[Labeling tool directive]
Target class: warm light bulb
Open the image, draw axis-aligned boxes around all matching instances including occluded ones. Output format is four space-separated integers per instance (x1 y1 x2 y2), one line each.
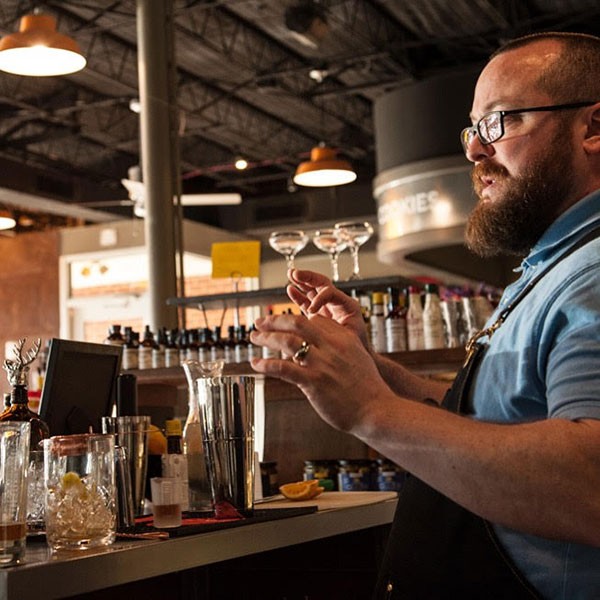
0 14 86 77
0 46 86 76
0 214 16 230
293 168 356 187
293 145 357 187
235 157 248 170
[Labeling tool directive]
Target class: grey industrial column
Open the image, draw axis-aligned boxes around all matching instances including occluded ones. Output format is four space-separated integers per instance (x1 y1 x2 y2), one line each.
136 0 178 330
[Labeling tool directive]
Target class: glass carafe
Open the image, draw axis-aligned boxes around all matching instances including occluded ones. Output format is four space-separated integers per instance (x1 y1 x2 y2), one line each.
182 360 224 512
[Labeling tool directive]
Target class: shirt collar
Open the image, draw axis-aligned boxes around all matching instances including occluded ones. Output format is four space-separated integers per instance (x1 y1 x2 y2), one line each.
521 189 600 269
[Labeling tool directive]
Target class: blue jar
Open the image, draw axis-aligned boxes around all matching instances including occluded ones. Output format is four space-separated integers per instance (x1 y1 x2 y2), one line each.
337 459 373 491
376 459 405 491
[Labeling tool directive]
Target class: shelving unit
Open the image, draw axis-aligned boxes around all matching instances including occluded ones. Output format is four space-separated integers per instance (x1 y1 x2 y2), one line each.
166 275 414 311
129 347 465 389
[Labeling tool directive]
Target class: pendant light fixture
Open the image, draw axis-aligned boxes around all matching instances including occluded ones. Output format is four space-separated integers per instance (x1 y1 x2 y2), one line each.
0 209 16 231
0 12 86 77
293 143 357 187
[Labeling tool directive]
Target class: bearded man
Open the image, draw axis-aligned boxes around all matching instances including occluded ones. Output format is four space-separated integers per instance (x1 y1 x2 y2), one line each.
251 32 600 599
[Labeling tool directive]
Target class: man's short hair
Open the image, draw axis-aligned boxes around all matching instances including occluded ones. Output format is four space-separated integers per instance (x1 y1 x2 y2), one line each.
491 32 600 103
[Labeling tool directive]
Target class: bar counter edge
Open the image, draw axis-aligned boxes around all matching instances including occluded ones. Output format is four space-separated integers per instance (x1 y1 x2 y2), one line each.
0 495 398 600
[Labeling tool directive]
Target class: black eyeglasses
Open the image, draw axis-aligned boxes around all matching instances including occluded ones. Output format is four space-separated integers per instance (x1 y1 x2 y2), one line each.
460 101 597 153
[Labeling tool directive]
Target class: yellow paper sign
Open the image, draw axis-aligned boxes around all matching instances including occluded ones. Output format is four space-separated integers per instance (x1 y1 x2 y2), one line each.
211 241 261 278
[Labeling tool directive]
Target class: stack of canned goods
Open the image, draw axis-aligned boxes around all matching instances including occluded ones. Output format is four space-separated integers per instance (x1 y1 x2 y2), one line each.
303 458 405 492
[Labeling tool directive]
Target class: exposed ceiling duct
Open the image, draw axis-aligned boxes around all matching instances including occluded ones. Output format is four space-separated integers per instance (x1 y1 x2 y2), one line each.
0 1 599 240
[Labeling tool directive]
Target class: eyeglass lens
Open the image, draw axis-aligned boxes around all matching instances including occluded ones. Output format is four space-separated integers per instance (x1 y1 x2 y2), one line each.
478 112 502 143
461 112 502 151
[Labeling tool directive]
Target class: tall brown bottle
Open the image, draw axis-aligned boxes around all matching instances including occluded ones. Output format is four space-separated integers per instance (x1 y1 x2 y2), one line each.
0 385 50 449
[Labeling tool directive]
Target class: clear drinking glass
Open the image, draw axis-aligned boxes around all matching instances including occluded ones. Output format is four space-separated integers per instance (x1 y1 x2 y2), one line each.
0 422 30 566
26 450 46 535
334 221 374 280
312 228 348 282
43 433 116 551
268 230 309 271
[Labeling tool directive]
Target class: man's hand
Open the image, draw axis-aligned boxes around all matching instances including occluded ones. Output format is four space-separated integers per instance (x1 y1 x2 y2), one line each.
250 311 389 433
287 268 369 349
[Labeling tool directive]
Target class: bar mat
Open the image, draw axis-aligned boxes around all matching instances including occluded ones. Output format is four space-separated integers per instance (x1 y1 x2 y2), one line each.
121 507 318 539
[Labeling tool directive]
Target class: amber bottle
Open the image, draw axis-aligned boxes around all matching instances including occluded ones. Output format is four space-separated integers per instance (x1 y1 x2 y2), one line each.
0 385 50 449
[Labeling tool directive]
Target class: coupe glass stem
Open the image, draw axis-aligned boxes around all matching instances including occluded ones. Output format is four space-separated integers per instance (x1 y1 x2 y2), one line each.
285 255 295 270
349 246 361 279
330 253 341 282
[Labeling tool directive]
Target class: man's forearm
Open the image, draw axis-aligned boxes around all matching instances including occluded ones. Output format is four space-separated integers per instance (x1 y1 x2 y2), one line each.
372 351 449 403
352 397 600 546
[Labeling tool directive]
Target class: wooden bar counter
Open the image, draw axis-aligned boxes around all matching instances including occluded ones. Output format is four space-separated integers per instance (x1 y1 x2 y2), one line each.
0 492 397 600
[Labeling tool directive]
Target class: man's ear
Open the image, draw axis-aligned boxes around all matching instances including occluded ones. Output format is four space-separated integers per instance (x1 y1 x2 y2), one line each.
582 103 600 154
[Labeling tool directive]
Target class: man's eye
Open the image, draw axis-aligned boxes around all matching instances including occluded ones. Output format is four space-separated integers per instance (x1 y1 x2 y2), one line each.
503 114 522 125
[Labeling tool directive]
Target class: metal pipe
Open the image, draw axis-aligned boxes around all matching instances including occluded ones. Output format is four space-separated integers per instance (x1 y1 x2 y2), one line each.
136 0 178 330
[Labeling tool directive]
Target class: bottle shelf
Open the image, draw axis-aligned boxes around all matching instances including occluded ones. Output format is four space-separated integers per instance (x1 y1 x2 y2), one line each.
166 276 414 311
127 347 465 389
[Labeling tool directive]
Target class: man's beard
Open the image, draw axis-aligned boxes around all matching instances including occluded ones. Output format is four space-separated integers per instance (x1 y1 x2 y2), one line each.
465 128 575 258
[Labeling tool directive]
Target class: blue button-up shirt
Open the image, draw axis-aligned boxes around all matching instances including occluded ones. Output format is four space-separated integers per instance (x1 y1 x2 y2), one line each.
468 190 600 599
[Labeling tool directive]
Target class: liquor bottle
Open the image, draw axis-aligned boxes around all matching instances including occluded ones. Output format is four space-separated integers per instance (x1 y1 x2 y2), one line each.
0 385 50 450
138 325 156 370
122 326 139 370
406 286 425 351
152 327 166 369
198 328 212 363
423 283 446 350
164 329 180 368
234 324 249 363
369 292 386 353
186 328 200 362
385 287 407 353
0 339 49 449
104 324 125 347
161 419 189 511
211 326 225 361
223 325 236 363
178 329 189 364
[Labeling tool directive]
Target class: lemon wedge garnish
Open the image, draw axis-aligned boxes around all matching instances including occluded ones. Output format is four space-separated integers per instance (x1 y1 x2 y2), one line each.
61 471 83 489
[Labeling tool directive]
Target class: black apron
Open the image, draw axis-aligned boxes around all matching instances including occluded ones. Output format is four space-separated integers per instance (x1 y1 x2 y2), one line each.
373 227 600 600
373 343 541 599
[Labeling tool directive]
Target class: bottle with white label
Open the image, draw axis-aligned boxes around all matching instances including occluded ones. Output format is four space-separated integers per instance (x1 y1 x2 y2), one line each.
223 326 236 363
161 419 189 511
164 329 180 368
423 283 445 349
122 326 139 370
406 286 425 351
385 287 407 353
211 326 225 361
234 325 249 363
138 325 155 370
369 292 386 353
152 327 166 369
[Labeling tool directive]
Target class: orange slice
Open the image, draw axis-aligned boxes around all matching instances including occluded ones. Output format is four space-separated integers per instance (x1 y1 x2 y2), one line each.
279 480 324 501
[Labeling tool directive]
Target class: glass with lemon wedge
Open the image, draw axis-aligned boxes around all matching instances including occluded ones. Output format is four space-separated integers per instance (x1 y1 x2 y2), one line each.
43 434 116 550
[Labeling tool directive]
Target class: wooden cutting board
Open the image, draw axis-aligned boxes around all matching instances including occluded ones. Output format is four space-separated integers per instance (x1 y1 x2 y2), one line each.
259 491 398 511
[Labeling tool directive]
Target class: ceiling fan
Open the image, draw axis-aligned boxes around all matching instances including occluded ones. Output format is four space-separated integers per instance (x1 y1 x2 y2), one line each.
120 177 242 218
82 166 242 218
